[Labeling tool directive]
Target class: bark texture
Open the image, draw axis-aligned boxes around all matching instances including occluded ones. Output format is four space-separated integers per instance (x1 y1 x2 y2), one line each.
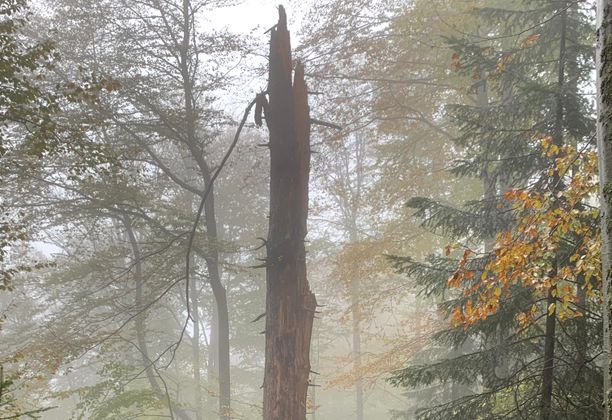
598 1 612 418
262 6 317 420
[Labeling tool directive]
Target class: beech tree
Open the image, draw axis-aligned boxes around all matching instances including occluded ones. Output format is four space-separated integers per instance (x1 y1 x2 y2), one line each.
47 0 247 417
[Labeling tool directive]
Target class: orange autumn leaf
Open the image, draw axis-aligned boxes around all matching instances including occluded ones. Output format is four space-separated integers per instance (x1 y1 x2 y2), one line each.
446 142 600 328
521 33 541 48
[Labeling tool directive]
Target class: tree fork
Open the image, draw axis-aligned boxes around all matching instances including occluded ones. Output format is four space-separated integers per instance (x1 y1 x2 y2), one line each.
262 5 317 420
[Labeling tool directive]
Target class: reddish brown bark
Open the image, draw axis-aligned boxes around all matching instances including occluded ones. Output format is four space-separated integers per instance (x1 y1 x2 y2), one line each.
262 6 317 420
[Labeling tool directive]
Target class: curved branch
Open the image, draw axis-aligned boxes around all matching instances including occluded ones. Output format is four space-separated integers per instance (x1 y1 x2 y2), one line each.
184 97 257 320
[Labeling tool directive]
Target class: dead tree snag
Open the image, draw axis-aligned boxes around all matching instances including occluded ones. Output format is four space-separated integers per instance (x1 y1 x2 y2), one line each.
262 5 317 420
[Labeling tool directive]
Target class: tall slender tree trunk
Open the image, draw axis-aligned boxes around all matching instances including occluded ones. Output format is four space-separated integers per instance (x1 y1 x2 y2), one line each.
350 277 364 420
188 220 204 420
348 225 364 420
346 136 365 420
540 284 557 420
124 217 190 420
190 266 203 420
262 6 317 420
541 4 567 419
178 1 231 417
201 198 231 420
474 65 510 392
208 297 219 382
564 6 588 380
476 70 493 252
597 1 612 417
180 162 204 420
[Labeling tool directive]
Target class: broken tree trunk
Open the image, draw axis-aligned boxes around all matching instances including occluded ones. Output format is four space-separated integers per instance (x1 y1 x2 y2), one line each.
262 6 317 420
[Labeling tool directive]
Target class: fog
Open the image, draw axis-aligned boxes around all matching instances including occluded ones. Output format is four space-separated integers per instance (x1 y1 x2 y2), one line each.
0 0 604 419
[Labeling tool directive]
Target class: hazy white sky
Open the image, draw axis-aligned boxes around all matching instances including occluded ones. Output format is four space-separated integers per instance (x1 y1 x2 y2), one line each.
207 0 310 117
208 0 306 35
32 1 311 259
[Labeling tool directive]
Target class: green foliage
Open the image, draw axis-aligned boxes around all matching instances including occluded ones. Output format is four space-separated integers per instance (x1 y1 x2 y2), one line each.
388 1 601 419
0 0 117 292
70 362 165 420
0 365 52 419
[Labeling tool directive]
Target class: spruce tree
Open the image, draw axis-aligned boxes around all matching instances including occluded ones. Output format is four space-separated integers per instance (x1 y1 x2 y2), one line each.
389 1 600 418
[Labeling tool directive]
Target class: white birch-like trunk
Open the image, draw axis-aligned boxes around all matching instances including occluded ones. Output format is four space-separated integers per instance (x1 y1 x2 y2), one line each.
597 1 612 418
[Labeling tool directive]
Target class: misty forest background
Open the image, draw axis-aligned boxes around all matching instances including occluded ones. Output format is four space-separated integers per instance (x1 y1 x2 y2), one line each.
0 0 606 419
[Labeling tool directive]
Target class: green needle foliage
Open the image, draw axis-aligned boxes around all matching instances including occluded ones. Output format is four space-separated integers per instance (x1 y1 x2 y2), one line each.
388 1 601 419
